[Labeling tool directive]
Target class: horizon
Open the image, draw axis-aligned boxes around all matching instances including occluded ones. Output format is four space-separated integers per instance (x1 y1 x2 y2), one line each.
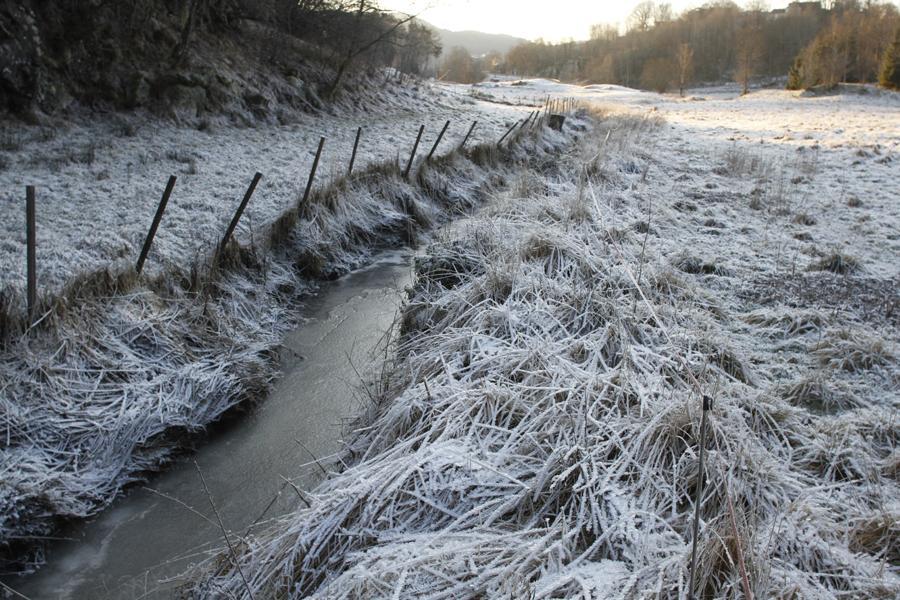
381 0 797 42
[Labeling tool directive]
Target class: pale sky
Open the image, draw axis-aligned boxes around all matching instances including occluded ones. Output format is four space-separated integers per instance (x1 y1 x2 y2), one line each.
381 1 794 41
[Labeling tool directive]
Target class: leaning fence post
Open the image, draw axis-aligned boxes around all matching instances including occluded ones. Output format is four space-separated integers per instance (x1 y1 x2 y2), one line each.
519 111 534 130
428 120 450 160
136 175 177 275
403 124 424 179
459 120 477 150
301 136 325 207
348 127 362 176
497 120 520 147
688 394 713 600
25 186 36 321
218 172 262 258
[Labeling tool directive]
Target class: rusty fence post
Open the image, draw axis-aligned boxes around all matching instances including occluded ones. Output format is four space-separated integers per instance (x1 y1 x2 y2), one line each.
403 124 424 179
519 111 534 130
218 172 262 258
459 120 477 150
25 186 36 321
301 136 325 207
497 120 520 147
136 175 177 275
428 120 450 160
348 127 361 176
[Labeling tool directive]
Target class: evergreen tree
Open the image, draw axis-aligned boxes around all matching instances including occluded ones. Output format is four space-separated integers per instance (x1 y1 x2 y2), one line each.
879 27 900 90
787 56 805 90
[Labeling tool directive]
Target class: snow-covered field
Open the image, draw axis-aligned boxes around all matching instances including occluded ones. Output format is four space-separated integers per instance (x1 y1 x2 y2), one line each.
188 83 899 597
473 78 900 277
0 79 535 297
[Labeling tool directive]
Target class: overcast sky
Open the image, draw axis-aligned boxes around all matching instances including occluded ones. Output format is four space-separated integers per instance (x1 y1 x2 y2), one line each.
380 1 797 41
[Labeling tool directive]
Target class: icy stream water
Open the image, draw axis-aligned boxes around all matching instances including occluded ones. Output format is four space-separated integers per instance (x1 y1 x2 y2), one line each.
5 249 414 599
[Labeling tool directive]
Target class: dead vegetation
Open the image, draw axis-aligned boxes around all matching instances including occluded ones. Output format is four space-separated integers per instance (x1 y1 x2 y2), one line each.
187 112 900 599
0 117 576 572
809 252 862 274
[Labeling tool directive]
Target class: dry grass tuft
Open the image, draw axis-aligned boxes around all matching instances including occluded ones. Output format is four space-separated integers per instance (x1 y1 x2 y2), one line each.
811 328 893 372
673 252 731 276
792 212 817 226
777 378 860 413
809 252 861 274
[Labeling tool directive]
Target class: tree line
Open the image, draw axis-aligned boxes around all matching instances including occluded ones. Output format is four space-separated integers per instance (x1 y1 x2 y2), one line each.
490 1 899 93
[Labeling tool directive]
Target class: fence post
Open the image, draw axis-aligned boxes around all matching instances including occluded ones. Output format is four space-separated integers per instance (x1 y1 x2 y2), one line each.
136 175 177 275
25 186 36 321
403 124 424 179
428 120 450 160
348 127 361 176
218 172 262 258
459 120 477 150
301 136 325 207
497 120 520 147
688 395 714 600
516 112 534 135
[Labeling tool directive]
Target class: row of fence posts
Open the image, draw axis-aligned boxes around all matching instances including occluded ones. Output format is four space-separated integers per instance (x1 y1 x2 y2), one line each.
19 96 578 325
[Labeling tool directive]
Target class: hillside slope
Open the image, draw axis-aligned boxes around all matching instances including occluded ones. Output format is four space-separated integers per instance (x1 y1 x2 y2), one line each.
0 0 339 121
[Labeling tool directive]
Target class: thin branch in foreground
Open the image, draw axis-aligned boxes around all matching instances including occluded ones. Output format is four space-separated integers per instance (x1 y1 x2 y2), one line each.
194 461 255 600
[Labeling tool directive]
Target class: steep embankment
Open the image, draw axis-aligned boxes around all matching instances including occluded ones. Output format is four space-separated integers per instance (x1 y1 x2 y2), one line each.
190 109 898 598
0 0 333 120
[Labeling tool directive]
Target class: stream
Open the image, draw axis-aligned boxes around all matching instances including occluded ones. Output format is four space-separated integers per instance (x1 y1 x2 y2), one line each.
5 249 415 599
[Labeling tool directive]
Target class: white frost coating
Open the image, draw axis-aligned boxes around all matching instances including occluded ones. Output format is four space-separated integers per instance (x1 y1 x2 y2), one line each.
0 78 536 296
0 100 574 571
189 102 897 598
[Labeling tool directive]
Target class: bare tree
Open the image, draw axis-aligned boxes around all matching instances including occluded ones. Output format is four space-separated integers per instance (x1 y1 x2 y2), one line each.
735 24 764 94
440 46 482 83
655 3 673 24
590 23 619 42
676 42 694 96
396 21 442 76
325 1 419 98
628 1 656 33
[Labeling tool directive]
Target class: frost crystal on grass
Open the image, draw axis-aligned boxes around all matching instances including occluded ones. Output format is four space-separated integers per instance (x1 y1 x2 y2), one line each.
188 108 899 598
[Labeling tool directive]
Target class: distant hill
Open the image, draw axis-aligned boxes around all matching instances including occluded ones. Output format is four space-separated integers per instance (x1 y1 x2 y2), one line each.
428 24 526 58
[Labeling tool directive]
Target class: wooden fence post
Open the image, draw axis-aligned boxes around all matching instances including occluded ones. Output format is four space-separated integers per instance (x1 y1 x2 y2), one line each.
348 127 361 176
25 186 36 321
218 172 262 258
136 175 177 275
428 120 450 159
497 120 520 147
459 120 477 150
403 124 424 179
301 136 325 207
